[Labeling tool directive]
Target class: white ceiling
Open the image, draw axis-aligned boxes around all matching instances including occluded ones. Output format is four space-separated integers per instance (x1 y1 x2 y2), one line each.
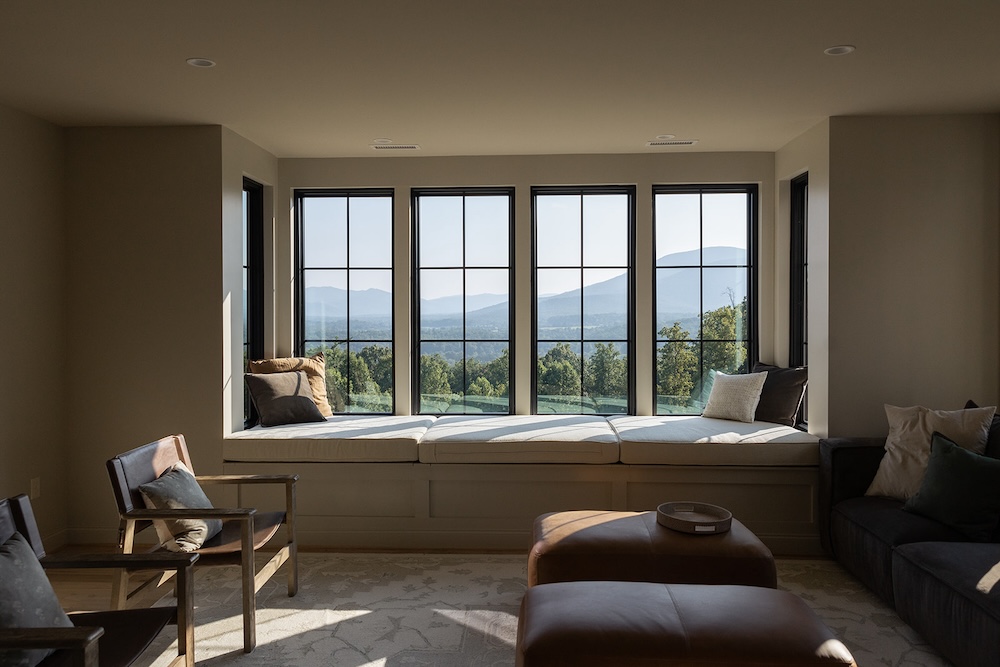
1 0 999 158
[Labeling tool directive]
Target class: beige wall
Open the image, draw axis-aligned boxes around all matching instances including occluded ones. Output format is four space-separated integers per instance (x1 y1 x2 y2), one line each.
827 115 1000 435
0 103 68 545
775 120 831 435
277 152 776 416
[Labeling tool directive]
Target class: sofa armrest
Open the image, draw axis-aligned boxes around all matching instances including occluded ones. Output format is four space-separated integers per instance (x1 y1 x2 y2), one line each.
818 437 885 555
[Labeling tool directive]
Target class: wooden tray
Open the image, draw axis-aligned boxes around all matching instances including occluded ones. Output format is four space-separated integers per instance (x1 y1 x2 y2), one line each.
656 502 732 535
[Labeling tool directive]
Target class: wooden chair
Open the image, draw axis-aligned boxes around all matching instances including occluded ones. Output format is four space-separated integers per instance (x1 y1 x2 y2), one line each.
0 494 197 667
106 434 298 654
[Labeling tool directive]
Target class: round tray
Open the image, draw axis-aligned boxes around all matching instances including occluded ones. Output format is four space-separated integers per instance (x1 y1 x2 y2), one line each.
656 502 733 535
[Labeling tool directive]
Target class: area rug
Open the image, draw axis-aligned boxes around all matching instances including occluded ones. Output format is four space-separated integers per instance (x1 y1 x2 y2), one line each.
137 553 951 666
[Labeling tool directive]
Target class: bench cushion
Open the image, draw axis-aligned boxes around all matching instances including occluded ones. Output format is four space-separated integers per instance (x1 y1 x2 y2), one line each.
609 415 819 465
224 415 435 462
419 415 619 463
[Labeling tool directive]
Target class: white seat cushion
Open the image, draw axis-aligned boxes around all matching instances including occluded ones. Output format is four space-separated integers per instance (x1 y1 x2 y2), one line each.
419 415 620 463
608 415 819 465
224 415 436 462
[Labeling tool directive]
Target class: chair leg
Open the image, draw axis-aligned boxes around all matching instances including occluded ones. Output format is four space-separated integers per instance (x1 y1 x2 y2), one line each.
110 520 135 610
176 559 195 667
286 481 298 597
241 516 256 653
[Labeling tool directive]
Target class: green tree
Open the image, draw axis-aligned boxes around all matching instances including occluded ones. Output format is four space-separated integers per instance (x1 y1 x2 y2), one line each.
420 353 452 397
538 343 582 396
359 344 393 394
466 375 495 397
656 323 698 407
700 295 748 375
584 342 626 398
483 348 510 397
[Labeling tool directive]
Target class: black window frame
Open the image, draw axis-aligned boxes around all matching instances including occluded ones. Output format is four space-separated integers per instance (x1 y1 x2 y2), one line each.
531 185 637 415
411 187 516 415
243 178 264 428
293 187 396 414
652 183 759 415
789 173 808 368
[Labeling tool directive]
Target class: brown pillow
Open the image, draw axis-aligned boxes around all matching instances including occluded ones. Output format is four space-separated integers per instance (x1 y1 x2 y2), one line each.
245 371 327 427
248 353 333 417
752 363 808 427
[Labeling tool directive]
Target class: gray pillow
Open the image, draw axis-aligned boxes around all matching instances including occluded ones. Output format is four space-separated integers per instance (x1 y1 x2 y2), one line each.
701 371 768 423
245 371 327 427
0 531 74 667
139 462 223 552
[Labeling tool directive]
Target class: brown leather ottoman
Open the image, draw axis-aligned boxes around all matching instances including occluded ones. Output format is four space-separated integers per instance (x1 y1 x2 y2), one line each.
529 509 776 588
516 581 856 667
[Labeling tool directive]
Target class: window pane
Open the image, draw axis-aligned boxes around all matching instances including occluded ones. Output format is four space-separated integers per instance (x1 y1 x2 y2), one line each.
583 268 626 339
304 269 347 341
349 197 393 267
656 267 699 337
655 341 700 414
537 268 581 340
703 193 747 265
465 196 509 267
702 341 748 376
347 341 393 412
419 196 463 267
420 341 463 413
420 269 463 340
583 195 628 267
536 341 583 413
349 269 392 340
466 269 508 340
655 193 700 265
536 195 581 266
303 198 347 267
465 342 509 413
702 267 748 340
584 341 628 414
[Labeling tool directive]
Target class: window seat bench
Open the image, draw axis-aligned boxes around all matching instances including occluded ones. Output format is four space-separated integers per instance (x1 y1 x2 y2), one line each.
222 414 821 555
224 414 817 465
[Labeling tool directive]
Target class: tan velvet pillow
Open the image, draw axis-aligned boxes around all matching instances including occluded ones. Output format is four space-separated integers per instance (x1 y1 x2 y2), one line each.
247 353 333 417
866 404 996 500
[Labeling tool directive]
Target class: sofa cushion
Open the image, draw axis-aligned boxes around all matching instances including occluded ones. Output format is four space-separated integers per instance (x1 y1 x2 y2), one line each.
418 415 619 463
893 541 1000 667
609 415 818 465
244 371 327 427
904 433 1000 542
248 353 334 417
701 371 767 422
831 495 967 606
225 415 436 462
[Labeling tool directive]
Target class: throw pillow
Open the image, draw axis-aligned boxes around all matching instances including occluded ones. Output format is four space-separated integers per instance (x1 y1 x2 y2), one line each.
866 404 995 500
751 363 808 427
701 371 768 423
245 371 327 427
247 353 335 417
966 399 1000 459
0 531 74 667
139 461 223 552
904 432 1000 541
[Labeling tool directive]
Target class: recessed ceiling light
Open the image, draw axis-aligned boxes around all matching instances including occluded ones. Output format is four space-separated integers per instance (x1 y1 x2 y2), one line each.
824 45 856 56
186 57 216 68
654 134 676 141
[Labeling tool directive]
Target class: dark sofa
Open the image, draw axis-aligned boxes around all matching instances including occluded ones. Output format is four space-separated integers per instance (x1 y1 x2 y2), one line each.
819 436 1000 667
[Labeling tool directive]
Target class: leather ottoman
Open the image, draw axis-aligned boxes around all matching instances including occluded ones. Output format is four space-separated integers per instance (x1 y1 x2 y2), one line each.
516 580 856 667
529 509 776 588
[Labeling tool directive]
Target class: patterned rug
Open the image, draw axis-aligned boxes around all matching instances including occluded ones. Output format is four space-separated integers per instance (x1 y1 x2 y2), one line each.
136 553 951 666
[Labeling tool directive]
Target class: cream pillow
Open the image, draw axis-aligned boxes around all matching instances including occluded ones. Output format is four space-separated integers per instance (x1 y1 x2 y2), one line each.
866 404 996 500
701 371 768 423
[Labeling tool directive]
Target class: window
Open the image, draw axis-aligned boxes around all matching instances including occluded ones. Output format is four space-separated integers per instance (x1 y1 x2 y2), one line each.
413 189 513 414
654 184 757 415
295 189 394 413
243 178 264 427
532 186 635 414
789 173 808 368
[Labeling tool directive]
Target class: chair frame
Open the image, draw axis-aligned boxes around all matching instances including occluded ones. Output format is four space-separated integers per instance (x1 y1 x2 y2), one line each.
0 493 197 667
106 434 298 654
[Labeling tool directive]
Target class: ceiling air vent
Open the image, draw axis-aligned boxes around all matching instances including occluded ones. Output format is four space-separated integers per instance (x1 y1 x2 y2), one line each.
646 139 699 147
370 143 421 151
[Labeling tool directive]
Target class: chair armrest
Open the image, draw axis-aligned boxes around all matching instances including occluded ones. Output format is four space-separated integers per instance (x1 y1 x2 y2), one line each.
41 551 198 571
195 474 298 486
0 626 103 651
818 436 885 554
123 507 256 522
